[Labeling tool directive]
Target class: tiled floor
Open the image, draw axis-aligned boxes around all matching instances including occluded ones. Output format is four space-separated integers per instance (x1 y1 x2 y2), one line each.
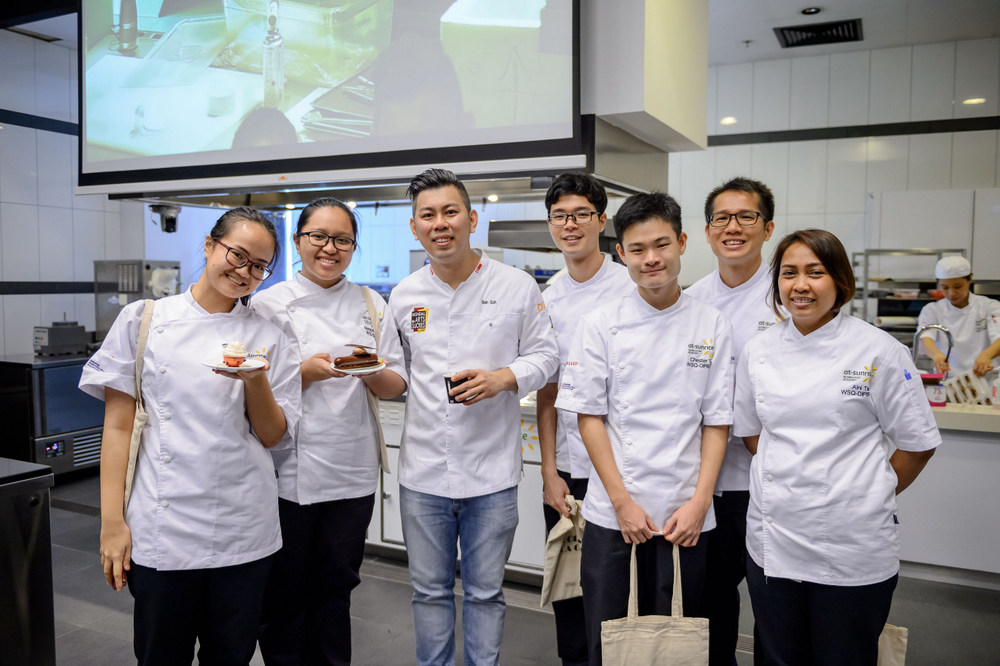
49 470 1000 665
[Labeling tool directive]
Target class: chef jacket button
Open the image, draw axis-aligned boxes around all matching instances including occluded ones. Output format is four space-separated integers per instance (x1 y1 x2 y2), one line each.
611 327 618 335
625 439 633 446
160 500 169 508
618 362 625 369
303 405 310 413
163 455 171 464
289 305 296 313
625 476 634 484
622 401 629 409
156 327 164 334
765 515 773 523
766 473 773 482
758 357 765 364
159 367 166 374
163 412 171 421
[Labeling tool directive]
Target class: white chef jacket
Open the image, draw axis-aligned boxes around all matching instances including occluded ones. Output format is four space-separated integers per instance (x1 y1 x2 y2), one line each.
544 255 633 478
685 263 782 491
917 293 1000 375
389 251 558 499
555 289 735 532
733 312 941 586
252 273 407 505
79 288 301 571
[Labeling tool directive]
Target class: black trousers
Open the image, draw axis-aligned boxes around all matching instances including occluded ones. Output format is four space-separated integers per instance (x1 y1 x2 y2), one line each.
258 493 375 666
746 557 897 666
542 470 590 666
704 490 750 666
581 521 709 666
127 556 273 666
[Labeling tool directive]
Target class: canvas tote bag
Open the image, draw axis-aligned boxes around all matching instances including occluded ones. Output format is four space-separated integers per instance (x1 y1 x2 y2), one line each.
361 286 391 473
540 495 585 606
877 623 908 666
123 299 154 510
601 542 709 665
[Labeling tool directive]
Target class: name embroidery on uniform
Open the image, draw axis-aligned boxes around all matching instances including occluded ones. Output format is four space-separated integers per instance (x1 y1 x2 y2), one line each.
411 307 429 332
976 316 987 332
686 339 714 368
841 365 875 396
757 317 781 332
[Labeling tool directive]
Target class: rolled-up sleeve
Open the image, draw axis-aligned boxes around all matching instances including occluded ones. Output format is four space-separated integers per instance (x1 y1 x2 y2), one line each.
508 282 559 397
78 300 145 400
733 346 762 438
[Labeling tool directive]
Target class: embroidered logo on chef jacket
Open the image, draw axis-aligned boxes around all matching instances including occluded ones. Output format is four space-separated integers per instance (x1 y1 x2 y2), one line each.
841 365 875 397
86 359 101 371
537 301 546 312
757 317 781 332
976 316 987 332
411 307 429 332
686 340 714 368
249 346 270 360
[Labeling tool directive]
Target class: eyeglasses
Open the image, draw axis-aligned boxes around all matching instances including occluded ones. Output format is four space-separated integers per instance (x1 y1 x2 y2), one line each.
216 240 273 280
296 231 357 250
708 210 764 227
547 210 600 226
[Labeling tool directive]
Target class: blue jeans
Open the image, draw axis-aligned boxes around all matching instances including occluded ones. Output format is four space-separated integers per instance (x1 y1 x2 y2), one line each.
400 485 519 666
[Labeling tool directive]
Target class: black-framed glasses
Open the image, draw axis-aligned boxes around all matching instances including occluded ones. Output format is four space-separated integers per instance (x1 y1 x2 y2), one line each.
296 231 357 250
708 210 764 227
547 210 600 226
216 240 273 280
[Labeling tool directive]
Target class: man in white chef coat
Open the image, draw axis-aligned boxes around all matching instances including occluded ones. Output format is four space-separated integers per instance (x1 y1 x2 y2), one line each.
556 192 733 665
389 168 559 666
684 176 780 666
537 172 632 665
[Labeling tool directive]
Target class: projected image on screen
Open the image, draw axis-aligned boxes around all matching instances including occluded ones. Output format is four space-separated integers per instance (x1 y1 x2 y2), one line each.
81 0 575 184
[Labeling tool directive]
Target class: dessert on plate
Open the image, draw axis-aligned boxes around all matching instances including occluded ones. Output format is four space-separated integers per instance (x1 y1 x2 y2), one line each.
333 345 381 371
222 341 248 367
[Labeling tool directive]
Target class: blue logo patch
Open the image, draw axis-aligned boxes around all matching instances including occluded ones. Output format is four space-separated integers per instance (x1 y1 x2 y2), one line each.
904 369 912 380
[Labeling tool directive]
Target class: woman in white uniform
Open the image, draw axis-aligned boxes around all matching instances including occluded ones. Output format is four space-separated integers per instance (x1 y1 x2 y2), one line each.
918 255 1000 377
79 207 302 665
733 229 939 665
253 198 407 665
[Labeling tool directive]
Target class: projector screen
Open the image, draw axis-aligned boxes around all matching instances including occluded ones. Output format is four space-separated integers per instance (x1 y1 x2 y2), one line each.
79 0 579 191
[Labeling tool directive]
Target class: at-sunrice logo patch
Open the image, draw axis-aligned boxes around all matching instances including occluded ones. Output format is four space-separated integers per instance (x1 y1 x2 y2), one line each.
686 339 714 369
841 365 875 397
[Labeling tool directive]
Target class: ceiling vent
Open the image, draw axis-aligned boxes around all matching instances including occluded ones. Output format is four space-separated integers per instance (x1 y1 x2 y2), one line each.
774 19 863 49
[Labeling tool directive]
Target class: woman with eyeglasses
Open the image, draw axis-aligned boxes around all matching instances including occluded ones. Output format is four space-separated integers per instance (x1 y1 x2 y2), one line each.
252 197 407 665
79 206 302 664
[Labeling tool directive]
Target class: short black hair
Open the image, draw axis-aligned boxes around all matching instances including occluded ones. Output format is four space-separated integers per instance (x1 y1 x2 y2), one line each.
704 176 775 223
296 197 359 239
407 168 471 216
769 229 856 316
613 192 682 241
544 172 608 214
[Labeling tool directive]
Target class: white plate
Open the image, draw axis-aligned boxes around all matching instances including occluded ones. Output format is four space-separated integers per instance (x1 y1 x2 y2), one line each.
200 357 266 373
332 360 386 376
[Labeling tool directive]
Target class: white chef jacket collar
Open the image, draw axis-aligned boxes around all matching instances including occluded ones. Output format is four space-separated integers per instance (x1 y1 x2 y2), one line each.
293 270 348 295
428 248 487 290
719 261 770 294
629 286 684 316
183 285 252 316
565 253 616 288
784 308 845 342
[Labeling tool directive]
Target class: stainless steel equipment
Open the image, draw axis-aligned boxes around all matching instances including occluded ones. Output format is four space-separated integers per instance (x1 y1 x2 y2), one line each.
912 324 953 370
32 321 89 356
487 219 620 255
95 259 180 339
0 354 105 476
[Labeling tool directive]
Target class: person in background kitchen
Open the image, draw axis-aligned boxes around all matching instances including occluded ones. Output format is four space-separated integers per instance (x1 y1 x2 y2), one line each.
389 168 559 666
684 176 781 666
556 192 733 666
918 255 1000 377
252 198 407 666
537 172 633 665
734 229 939 665
79 206 301 666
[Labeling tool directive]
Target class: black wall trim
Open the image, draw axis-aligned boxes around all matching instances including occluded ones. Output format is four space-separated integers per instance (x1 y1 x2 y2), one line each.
708 116 1000 146
0 108 78 136
0 282 93 295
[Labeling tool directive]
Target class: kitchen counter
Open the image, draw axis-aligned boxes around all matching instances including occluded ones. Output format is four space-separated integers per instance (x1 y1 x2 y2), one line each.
931 403 1000 433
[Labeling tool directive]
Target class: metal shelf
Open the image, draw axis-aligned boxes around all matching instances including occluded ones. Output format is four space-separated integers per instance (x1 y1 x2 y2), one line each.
851 248 966 322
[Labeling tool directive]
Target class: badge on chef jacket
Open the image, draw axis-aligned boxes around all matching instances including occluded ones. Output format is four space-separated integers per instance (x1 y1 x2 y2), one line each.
686 339 714 368
411 307 429 333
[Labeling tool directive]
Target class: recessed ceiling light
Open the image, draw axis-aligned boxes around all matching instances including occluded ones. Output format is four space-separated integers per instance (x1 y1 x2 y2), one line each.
487 194 499 203
346 201 357 209
962 97 986 105
720 116 738 125
284 204 295 210
801 7 821 15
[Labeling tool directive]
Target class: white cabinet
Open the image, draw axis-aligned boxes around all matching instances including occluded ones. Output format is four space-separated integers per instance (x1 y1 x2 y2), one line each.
367 401 547 577
972 188 1000 280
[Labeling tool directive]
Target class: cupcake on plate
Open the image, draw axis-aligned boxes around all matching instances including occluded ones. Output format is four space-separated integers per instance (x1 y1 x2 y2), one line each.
222 341 248 367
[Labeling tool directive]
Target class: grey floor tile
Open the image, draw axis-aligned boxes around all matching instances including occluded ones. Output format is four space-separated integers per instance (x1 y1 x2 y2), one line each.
56 626 135 666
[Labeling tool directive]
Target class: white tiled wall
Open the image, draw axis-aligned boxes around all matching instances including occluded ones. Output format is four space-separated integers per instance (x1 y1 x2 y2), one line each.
0 30 144 356
672 36 1000 287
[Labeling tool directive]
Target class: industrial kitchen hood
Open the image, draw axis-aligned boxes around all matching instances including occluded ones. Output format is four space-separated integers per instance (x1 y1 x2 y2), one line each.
487 219 620 254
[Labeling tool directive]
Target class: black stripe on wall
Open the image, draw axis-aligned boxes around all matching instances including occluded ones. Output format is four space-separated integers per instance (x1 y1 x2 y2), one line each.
0 282 93 295
0 108 77 136
708 116 1000 147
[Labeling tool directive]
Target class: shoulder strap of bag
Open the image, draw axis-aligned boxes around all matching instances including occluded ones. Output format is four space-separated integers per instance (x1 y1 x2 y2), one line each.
361 286 391 473
626 542 686 619
123 299 154 512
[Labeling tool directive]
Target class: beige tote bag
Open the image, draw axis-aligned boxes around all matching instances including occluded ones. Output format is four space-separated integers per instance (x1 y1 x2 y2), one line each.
540 495 585 607
122 299 154 511
877 623 908 666
360 286 391 473
601 542 709 666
